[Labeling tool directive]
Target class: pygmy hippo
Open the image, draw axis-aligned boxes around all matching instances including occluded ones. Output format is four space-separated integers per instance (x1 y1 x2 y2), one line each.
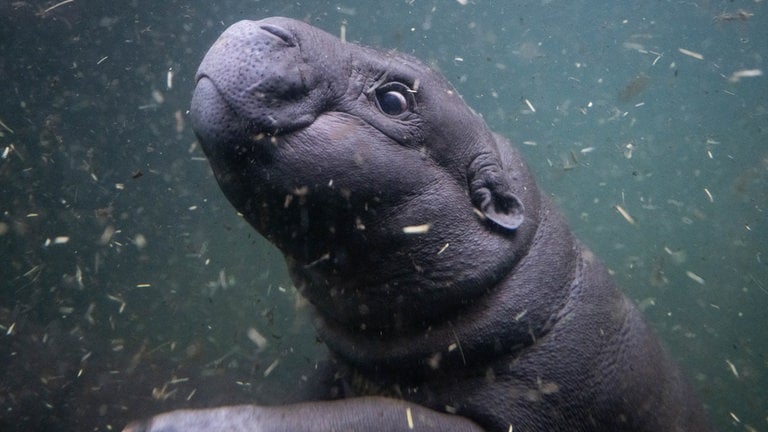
125 17 713 432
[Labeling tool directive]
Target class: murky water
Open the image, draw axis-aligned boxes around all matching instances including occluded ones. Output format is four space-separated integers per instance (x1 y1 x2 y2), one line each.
1 1 765 430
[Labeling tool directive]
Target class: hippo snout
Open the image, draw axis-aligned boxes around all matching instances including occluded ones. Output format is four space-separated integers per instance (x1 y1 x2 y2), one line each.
191 19 323 143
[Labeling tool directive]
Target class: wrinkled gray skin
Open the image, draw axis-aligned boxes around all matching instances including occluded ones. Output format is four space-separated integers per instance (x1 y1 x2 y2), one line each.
125 17 713 432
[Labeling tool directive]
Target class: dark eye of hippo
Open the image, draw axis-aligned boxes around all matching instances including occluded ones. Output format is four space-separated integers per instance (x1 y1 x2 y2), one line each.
374 82 414 116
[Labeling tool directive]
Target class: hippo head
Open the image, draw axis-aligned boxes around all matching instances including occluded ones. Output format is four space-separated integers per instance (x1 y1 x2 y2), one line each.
191 17 538 334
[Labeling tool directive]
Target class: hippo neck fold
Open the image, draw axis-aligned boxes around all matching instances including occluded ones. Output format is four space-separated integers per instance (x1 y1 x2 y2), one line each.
313 195 579 377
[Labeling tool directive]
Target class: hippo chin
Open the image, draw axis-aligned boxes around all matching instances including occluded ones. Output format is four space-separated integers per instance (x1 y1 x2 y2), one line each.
124 17 713 432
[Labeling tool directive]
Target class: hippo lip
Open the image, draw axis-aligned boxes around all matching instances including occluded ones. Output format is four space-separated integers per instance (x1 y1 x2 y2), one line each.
193 72 315 138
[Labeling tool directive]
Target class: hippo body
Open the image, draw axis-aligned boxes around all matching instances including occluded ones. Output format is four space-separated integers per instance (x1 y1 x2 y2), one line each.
125 17 713 432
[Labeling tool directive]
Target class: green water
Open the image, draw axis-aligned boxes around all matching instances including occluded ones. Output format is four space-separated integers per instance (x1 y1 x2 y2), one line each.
0 1 765 430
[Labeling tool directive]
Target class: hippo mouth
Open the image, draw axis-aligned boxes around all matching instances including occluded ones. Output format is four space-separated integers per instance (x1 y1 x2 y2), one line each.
193 75 315 140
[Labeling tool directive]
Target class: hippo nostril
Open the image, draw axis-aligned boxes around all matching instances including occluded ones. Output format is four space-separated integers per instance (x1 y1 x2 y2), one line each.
259 24 296 47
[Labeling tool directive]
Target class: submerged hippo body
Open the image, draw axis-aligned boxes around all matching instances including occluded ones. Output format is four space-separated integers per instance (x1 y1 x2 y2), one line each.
126 17 713 432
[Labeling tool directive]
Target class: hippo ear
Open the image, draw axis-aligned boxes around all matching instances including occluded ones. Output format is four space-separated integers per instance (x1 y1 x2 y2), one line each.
469 153 525 231
472 186 524 230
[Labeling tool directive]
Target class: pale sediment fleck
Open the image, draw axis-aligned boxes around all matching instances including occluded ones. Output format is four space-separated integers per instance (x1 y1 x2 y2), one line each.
263 358 280 377
686 270 705 285
406 407 414 429
678 48 704 60
402 224 430 234
614 205 636 225
727 68 762 83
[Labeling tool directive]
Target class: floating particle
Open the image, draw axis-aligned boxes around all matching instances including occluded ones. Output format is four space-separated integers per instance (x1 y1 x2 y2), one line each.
151 90 164 104
167 68 174 90
663 246 687 264
540 381 560 395
623 142 635 159
637 297 656 311
75 265 84 289
336 6 356 15
427 352 442 369
134 233 147 249
677 48 703 60
0 118 14 133
524 98 536 113
651 51 662 66
728 69 763 83
174 110 184 133
263 358 280 377
622 42 645 52
42 0 75 15
714 9 754 22
406 407 414 429
614 205 636 225
99 226 115 245
247 327 268 349
402 224 430 234
411 78 420 93
84 303 96 325
107 294 127 314
218 268 229 289
685 270 705 285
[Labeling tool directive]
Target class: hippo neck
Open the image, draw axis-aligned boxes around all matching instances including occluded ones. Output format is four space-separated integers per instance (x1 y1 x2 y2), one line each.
314 195 579 377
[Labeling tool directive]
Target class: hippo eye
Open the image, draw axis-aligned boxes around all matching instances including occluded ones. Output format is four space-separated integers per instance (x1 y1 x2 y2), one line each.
375 82 414 116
